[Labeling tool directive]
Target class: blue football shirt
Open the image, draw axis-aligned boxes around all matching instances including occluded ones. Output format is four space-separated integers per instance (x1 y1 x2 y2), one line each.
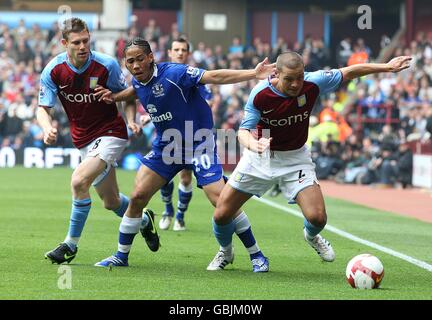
132 63 214 151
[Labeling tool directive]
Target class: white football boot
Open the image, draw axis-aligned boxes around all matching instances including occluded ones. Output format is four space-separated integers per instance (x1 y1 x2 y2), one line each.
207 249 234 271
159 214 173 230
173 219 186 231
304 228 335 262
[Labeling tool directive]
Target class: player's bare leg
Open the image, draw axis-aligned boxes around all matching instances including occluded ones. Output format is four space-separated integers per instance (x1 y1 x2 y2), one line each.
71 156 108 200
296 183 335 262
180 169 193 186
201 177 229 208
127 165 167 217
173 169 193 231
45 156 108 264
95 165 166 267
94 166 121 210
207 182 269 272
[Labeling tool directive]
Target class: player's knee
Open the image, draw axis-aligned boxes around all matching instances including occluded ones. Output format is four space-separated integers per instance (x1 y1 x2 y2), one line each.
310 209 327 227
130 190 150 207
71 174 91 193
213 205 232 224
180 176 192 187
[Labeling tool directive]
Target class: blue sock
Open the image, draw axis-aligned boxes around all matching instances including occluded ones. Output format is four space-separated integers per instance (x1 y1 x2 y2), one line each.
212 218 235 248
304 219 323 238
116 216 141 261
113 193 129 217
234 212 262 260
176 183 192 221
160 181 174 216
116 232 136 261
237 227 264 260
64 198 92 251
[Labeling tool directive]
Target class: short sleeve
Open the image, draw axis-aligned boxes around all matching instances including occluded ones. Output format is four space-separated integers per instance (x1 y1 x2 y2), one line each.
178 64 205 89
38 68 58 107
240 94 261 130
106 60 128 93
304 69 343 95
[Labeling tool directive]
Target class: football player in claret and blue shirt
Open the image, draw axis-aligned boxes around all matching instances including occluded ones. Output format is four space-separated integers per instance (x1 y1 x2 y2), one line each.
210 51 411 270
37 18 159 265
94 37 276 271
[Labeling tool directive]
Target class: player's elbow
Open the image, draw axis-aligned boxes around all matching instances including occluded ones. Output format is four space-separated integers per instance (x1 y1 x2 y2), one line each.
339 67 356 82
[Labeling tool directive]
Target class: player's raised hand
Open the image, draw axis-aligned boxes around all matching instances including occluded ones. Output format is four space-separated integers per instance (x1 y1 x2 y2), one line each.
255 57 276 80
128 122 141 136
94 85 115 103
386 56 412 73
43 127 57 145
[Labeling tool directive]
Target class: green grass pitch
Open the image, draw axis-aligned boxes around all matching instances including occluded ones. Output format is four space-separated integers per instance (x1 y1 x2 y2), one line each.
0 167 431 299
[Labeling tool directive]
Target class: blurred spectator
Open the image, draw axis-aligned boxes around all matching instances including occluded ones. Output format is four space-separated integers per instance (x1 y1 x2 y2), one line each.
142 19 161 42
337 37 352 67
395 141 414 188
362 143 396 186
192 41 206 67
347 44 369 66
377 124 398 149
380 34 391 50
0 15 430 187
228 36 244 60
314 141 344 180
4 108 23 139
425 107 432 141
115 32 128 60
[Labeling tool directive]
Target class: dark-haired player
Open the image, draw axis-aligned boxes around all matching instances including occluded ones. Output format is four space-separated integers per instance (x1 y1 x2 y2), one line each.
158 37 213 232
94 37 275 272
37 18 159 265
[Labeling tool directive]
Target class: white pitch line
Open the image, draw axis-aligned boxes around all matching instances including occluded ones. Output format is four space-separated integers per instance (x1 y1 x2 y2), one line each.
253 196 432 272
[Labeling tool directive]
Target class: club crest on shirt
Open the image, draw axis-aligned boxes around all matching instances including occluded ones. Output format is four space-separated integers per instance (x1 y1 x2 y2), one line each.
147 104 158 113
152 83 165 97
39 84 46 98
297 94 306 107
234 173 244 182
89 77 98 89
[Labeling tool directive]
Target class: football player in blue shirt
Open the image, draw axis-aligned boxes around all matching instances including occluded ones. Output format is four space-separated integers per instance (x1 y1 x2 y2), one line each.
157 37 213 232
94 37 276 271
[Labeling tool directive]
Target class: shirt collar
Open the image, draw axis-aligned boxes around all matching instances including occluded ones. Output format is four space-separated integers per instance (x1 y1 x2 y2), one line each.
66 51 92 74
139 63 158 86
268 77 290 98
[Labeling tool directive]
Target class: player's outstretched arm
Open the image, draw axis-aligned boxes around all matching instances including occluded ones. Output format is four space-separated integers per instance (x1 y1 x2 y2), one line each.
340 56 412 81
94 85 136 103
36 106 57 145
124 98 141 135
238 129 272 154
199 57 276 85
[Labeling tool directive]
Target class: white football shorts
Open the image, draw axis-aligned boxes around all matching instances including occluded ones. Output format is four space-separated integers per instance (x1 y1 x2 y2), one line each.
79 136 128 186
228 145 319 203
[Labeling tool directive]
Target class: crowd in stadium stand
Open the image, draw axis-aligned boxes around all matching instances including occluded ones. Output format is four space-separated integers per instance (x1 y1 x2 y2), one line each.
1 19 431 188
